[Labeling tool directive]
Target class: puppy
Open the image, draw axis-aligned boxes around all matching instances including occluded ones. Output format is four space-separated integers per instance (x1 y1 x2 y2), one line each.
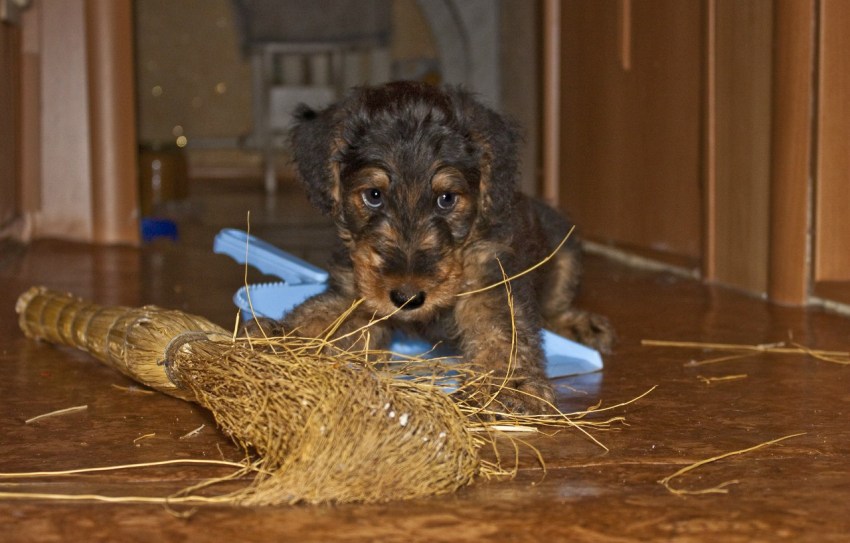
264 81 613 412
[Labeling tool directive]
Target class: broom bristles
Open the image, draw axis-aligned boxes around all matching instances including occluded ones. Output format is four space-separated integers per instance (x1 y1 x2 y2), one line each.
15 287 482 503
15 286 636 505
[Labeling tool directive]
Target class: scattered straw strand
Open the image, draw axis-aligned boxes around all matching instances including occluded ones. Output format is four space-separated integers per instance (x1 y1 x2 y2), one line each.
0 458 249 479
111 384 155 395
179 425 205 440
686 352 759 367
697 374 747 385
25 405 88 424
241 211 277 353
0 491 239 506
659 433 806 495
642 339 850 366
133 433 156 444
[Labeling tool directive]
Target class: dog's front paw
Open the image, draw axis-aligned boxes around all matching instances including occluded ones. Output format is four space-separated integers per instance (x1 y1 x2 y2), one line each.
240 316 283 338
550 310 616 354
473 374 556 415
502 377 556 414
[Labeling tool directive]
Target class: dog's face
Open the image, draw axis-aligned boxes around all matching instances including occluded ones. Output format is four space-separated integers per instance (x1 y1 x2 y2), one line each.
291 82 518 321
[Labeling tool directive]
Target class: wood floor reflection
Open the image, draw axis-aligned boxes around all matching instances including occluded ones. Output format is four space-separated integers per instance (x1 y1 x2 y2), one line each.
1 178 848 541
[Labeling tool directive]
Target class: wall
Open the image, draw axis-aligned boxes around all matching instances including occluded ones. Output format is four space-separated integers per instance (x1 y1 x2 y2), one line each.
13 0 138 245
134 0 440 177
36 0 95 240
501 0 540 196
135 0 253 147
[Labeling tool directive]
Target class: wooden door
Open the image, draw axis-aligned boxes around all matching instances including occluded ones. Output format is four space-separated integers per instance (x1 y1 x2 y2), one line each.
550 0 826 307
557 0 704 271
812 0 850 305
0 18 21 231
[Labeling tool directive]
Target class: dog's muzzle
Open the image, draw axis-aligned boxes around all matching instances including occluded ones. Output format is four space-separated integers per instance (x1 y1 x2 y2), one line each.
389 288 426 310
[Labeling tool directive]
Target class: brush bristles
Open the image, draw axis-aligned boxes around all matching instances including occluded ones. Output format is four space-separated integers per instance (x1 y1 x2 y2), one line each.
16 287 482 503
15 286 626 505
170 338 481 504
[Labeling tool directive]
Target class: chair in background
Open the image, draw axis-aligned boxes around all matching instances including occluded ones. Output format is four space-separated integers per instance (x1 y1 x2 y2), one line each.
231 0 392 194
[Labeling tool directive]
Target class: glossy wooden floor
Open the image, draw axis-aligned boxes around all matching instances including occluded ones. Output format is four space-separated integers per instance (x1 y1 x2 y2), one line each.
2 179 849 542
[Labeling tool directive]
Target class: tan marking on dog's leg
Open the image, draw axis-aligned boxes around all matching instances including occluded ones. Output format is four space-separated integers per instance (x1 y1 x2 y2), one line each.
282 292 393 357
455 289 555 414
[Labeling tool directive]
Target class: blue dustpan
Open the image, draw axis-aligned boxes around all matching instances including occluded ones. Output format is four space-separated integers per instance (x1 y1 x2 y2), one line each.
213 228 603 380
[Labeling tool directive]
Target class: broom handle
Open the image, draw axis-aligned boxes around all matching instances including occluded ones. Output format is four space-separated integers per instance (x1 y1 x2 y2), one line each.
16 287 117 356
16 286 230 399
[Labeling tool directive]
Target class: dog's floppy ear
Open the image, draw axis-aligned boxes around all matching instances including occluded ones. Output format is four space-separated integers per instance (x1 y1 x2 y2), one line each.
453 89 522 220
289 103 342 215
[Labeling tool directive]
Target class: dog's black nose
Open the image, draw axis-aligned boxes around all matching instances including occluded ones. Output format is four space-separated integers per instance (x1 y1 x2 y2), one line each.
389 289 426 310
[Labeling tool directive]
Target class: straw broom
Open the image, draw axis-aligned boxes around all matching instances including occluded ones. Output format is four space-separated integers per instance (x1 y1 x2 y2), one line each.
15 286 480 505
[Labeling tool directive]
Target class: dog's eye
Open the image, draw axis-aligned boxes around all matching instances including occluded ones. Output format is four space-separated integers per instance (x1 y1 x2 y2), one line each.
436 192 457 211
362 188 383 209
